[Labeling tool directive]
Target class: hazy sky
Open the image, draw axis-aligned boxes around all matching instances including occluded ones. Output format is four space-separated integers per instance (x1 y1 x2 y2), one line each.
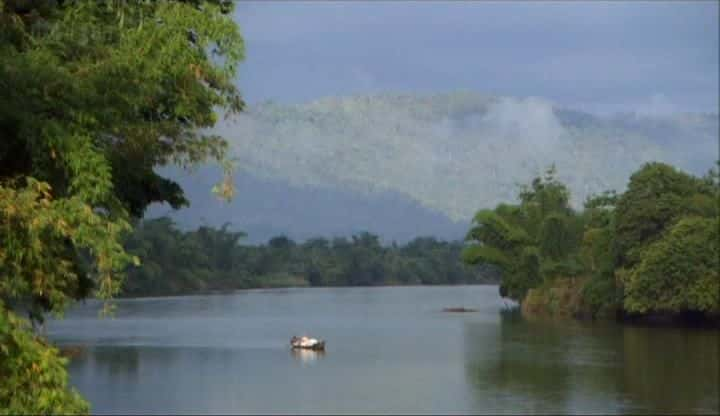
233 1 718 114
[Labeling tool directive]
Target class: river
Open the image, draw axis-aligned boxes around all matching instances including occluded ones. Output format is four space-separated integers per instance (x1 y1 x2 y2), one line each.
47 285 718 414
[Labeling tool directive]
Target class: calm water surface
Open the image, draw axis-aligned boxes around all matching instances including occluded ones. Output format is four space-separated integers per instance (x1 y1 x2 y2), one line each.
48 285 719 415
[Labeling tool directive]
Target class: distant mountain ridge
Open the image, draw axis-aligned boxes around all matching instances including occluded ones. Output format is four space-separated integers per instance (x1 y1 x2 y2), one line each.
218 92 718 218
150 92 718 243
150 168 469 245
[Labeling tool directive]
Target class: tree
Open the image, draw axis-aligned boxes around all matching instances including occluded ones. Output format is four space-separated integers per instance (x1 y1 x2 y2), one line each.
623 216 719 315
538 213 573 261
463 167 580 301
518 164 573 235
462 208 535 301
1 1 245 412
463 160 719 320
0 302 88 414
119 222 491 294
1 0 244 314
614 162 714 268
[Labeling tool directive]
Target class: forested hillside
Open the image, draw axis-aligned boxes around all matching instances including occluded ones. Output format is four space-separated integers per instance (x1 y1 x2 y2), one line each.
215 93 718 222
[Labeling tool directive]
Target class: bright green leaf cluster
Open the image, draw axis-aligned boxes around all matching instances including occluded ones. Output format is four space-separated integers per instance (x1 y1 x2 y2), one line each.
0 302 89 415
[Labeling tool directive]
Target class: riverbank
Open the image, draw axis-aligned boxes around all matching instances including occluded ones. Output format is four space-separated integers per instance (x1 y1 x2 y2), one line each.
520 277 720 328
117 281 499 299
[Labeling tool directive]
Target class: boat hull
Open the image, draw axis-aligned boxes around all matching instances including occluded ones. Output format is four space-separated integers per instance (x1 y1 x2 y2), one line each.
291 341 325 351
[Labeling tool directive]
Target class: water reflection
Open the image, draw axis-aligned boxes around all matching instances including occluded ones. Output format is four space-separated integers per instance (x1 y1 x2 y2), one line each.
94 346 140 379
291 348 326 365
49 287 719 414
464 310 719 414
464 315 584 413
620 325 719 414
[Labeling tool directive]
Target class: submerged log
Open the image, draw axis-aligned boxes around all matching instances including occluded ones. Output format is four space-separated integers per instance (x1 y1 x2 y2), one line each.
442 307 478 313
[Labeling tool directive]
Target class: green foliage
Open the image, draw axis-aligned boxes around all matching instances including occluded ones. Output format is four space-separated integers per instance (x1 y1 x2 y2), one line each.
462 244 511 270
614 162 714 267
1 0 244 312
506 246 541 301
2 0 244 205
611 162 719 318
1 1 244 412
464 160 719 321
581 275 619 319
463 165 582 302
580 226 615 277
623 216 719 314
0 303 89 415
121 218 495 296
0 178 134 320
580 192 618 297
518 165 573 230
466 209 532 251
538 213 573 261
539 255 584 281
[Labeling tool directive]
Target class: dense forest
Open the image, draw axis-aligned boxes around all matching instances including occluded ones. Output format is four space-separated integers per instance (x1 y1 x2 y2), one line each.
121 219 496 297
463 162 719 323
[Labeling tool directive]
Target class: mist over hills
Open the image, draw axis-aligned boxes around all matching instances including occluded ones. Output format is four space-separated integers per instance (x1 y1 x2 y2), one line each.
150 92 718 243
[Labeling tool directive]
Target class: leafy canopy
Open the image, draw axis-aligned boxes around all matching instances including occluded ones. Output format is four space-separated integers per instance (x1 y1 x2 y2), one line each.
0 301 88 415
464 160 719 319
0 1 244 413
463 166 580 301
623 216 719 314
614 162 716 268
1 0 244 315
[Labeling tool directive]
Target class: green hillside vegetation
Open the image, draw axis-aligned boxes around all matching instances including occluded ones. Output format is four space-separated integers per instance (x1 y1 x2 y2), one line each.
223 93 717 222
463 162 720 322
1 1 243 413
121 219 496 297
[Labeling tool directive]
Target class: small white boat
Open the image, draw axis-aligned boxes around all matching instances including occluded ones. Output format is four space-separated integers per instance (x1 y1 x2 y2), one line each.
291 335 326 351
